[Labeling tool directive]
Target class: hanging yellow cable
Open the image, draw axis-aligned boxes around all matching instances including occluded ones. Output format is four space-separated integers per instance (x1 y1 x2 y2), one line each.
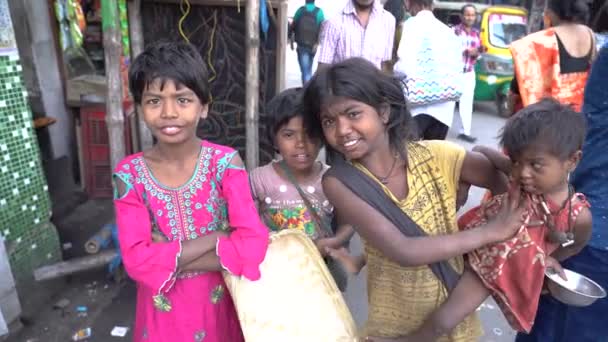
207 10 218 83
178 0 191 43
177 0 217 102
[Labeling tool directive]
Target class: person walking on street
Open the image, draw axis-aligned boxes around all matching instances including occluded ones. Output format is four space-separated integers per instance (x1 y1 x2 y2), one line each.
384 0 407 69
394 0 463 140
289 0 325 84
454 4 483 143
317 0 395 71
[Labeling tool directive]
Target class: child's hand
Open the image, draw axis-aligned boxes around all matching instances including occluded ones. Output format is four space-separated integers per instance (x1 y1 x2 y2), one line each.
545 255 567 281
327 247 363 275
315 238 337 256
488 184 528 242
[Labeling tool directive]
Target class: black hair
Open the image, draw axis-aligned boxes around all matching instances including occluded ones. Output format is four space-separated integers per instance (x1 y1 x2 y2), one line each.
266 87 304 145
547 0 590 23
500 98 587 160
302 58 416 158
591 0 608 32
409 0 434 8
128 41 211 105
461 3 477 14
306 0 315 3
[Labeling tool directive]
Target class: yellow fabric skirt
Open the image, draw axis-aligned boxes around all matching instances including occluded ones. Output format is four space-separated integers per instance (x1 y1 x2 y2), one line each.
223 229 359 341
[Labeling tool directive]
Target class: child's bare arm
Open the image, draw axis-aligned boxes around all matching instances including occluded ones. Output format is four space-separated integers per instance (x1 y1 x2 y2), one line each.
461 149 510 196
551 207 592 261
324 176 527 268
472 145 512 175
316 223 355 253
408 268 490 341
179 251 221 272
145 231 225 273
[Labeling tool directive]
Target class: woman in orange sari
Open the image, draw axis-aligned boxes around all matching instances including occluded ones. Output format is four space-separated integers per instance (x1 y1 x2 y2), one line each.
509 0 596 112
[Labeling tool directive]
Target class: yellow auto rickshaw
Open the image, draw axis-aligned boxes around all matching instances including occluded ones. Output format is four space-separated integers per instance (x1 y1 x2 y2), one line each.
474 5 528 117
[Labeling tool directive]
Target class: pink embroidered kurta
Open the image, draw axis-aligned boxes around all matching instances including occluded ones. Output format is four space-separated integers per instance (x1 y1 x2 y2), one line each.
113 141 269 342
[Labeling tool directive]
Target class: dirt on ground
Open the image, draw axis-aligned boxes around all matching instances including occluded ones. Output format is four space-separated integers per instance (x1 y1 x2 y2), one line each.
7 271 136 342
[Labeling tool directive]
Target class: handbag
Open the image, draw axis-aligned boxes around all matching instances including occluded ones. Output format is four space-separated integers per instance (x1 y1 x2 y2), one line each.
403 35 463 106
278 161 349 292
325 158 461 292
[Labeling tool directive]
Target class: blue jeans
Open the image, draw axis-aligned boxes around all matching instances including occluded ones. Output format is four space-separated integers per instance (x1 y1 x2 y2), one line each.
297 46 315 85
515 246 608 342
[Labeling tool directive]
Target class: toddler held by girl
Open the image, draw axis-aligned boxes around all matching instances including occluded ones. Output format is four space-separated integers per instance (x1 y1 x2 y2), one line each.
408 99 592 341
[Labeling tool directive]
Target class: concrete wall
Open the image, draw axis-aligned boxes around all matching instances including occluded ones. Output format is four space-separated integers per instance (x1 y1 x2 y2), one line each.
7 0 72 161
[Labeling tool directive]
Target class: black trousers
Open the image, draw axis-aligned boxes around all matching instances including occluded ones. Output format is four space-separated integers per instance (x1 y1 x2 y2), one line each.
414 114 449 140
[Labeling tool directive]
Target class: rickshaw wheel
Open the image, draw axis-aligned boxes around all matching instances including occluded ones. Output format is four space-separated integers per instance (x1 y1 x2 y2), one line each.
496 93 511 118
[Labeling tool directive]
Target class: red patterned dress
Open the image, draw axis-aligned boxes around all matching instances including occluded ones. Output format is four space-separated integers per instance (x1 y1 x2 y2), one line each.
458 190 590 332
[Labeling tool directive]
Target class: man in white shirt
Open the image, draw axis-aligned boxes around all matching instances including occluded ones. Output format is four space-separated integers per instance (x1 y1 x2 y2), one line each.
394 0 462 139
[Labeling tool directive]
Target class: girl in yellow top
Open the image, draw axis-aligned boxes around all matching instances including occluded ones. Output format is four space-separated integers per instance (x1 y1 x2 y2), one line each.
302 57 527 342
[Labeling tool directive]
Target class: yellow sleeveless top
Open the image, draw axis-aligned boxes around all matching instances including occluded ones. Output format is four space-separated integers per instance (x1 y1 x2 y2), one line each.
355 141 482 341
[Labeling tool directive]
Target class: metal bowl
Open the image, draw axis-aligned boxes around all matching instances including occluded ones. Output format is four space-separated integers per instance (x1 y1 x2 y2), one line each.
545 268 607 307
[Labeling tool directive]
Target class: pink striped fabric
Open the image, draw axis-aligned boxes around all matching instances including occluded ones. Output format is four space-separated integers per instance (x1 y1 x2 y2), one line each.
317 0 395 69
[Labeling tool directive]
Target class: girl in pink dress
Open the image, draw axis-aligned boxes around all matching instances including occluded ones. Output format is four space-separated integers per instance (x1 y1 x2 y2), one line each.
113 42 269 342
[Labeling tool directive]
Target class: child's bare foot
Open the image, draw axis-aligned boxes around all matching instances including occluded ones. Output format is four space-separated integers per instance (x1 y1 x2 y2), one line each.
326 247 361 274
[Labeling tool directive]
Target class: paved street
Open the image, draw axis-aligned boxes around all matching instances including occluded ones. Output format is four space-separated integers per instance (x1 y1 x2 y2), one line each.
286 1 517 340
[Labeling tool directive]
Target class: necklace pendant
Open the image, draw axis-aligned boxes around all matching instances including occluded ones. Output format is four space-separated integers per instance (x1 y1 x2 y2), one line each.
380 179 389 185
561 239 575 248
562 232 575 247
546 230 575 247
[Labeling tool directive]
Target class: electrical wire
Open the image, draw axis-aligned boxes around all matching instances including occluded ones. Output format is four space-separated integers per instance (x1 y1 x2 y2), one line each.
207 10 218 83
177 0 218 102
178 0 191 43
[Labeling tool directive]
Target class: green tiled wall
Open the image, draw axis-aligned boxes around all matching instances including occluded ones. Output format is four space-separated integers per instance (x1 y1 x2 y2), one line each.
0 50 61 280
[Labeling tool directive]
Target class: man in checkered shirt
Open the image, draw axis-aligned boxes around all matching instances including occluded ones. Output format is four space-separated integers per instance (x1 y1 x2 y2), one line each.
317 0 395 72
453 4 483 143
